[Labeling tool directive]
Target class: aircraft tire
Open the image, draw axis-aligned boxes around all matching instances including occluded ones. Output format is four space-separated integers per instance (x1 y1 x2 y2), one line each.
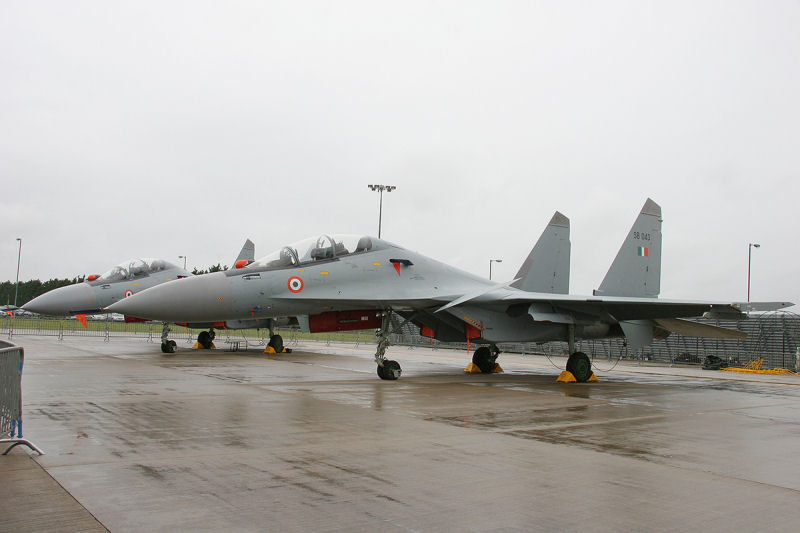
377 360 401 380
197 331 213 349
566 351 592 382
161 340 176 354
472 346 497 373
268 334 284 353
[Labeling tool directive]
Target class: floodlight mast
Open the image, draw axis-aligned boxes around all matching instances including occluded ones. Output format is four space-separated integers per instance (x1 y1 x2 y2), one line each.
178 255 187 270
747 243 760 303
367 184 396 238
489 259 503 280
14 238 22 307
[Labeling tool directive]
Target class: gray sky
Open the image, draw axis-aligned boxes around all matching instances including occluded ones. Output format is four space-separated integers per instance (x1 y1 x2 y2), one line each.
2 1 798 308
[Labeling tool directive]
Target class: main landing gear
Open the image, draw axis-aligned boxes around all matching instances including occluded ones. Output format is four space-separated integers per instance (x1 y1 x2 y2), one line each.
562 324 594 382
565 351 592 382
471 345 501 373
196 328 216 349
375 313 401 380
160 323 177 353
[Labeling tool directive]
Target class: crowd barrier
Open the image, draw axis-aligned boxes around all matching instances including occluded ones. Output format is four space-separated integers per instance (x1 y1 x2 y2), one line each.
0 339 43 455
1 313 798 371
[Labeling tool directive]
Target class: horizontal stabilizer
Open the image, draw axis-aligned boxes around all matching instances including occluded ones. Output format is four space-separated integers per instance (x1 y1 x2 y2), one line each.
619 319 654 350
511 211 570 294
654 318 747 340
733 301 795 313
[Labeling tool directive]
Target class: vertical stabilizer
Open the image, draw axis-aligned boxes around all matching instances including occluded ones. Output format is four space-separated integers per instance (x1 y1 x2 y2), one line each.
511 211 570 293
595 198 662 298
235 239 256 264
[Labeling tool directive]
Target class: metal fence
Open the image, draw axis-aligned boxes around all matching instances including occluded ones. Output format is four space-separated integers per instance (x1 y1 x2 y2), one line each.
2 312 799 370
0 339 43 455
0 315 376 349
389 312 800 370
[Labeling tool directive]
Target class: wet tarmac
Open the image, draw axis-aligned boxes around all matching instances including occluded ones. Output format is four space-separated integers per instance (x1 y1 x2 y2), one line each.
4 335 800 532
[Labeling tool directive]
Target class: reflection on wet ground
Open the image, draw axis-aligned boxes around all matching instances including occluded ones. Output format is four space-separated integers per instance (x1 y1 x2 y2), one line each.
10 337 800 531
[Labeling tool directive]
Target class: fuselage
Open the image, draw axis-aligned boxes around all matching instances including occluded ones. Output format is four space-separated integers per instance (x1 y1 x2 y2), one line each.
108 236 491 324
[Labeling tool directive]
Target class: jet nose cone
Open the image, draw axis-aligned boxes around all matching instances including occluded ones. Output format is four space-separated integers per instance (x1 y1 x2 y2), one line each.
107 273 232 322
23 283 98 315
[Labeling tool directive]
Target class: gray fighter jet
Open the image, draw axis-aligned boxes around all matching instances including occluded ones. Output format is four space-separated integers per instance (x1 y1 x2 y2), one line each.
22 240 289 352
108 199 792 381
23 257 194 316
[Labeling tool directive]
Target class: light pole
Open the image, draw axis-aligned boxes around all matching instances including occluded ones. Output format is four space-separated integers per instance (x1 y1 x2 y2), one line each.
489 259 502 280
178 255 187 270
14 238 22 307
367 184 396 238
747 243 760 302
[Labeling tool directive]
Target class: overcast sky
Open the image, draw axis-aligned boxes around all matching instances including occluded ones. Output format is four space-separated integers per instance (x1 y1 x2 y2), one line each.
2 1 798 309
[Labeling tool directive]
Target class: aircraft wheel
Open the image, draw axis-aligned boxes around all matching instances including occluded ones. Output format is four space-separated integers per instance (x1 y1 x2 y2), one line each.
161 340 176 354
268 334 284 353
472 346 497 373
377 360 401 380
197 331 213 349
566 351 592 382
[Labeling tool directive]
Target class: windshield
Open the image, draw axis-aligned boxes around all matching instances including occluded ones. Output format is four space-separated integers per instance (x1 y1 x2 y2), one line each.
96 258 179 282
252 234 386 269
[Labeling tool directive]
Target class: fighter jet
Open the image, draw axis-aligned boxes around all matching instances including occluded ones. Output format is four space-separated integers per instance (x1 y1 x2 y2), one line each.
23 257 194 317
108 199 793 381
22 240 289 352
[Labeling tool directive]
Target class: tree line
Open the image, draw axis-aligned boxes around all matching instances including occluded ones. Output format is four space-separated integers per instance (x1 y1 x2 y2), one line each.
191 263 229 275
1 278 84 307
1 264 229 307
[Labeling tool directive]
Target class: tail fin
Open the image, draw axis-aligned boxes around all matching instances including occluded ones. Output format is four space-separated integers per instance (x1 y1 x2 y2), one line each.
235 239 256 265
511 211 570 293
595 198 662 298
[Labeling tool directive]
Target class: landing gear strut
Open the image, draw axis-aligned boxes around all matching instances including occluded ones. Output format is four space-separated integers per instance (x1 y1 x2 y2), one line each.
160 323 177 353
472 344 500 373
375 312 401 380
197 328 216 349
565 324 592 382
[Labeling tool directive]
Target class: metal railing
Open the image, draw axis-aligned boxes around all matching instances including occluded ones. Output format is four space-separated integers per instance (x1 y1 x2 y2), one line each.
0 339 43 455
2 312 798 371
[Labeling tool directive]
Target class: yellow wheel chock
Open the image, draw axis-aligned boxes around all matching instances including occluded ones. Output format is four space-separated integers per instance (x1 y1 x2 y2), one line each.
556 370 598 382
192 342 215 349
464 363 503 373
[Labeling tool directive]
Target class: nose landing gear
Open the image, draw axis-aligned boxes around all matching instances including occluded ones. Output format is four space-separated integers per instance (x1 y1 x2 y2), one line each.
375 312 402 380
160 323 177 353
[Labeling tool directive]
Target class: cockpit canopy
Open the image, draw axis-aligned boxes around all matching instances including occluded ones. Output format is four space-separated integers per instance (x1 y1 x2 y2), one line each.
95 258 179 282
252 234 390 269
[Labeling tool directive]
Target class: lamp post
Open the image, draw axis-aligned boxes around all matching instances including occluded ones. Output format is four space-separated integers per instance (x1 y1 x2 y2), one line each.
14 238 22 307
367 184 396 238
178 255 187 270
489 259 502 280
747 243 760 302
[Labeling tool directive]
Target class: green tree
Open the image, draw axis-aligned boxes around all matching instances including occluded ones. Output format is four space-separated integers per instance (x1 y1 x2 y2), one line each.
191 263 229 275
0 277 84 307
